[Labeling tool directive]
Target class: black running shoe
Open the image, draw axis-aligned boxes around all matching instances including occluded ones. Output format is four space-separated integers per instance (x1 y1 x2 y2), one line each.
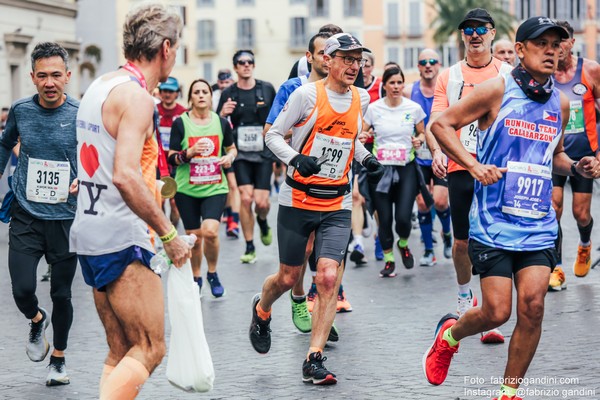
302 352 337 385
327 323 339 342
249 293 271 354
380 261 396 277
398 243 414 269
442 232 453 259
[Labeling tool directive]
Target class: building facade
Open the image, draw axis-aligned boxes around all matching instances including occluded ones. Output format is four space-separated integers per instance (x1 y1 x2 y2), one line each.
11 0 595 102
103 0 600 93
0 0 79 108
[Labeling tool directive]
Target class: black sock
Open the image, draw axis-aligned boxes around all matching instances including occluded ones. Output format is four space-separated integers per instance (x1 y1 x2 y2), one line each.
577 218 593 244
246 240 255 253
50 355 65 365
257 216 269 231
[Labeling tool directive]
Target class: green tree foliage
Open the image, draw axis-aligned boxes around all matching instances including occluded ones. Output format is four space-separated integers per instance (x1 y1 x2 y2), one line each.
431 0 517 60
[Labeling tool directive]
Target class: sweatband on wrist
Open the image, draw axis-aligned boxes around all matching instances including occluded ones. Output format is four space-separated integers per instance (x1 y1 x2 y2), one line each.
159 225 178 243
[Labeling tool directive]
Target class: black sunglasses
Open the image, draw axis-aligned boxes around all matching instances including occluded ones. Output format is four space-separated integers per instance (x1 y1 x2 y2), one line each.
462 26 490 36
236 59 254 66
418 59 439 66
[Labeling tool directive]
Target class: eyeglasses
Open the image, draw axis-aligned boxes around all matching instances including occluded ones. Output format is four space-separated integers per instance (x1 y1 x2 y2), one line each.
236 59 254 66
333 55 366 67
418 59 439 66
462 26 490 36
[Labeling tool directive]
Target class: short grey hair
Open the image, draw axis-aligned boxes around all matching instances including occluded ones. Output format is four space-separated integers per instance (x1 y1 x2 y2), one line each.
122 3 183 62
30 42 69 71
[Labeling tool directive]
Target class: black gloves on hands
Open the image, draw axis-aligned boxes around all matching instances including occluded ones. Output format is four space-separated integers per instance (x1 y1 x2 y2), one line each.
363 156 385 184
290 154 321 177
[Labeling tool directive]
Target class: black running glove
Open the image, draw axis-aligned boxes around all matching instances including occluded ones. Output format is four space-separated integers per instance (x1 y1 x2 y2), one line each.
363 155 385 184
290 154 321 177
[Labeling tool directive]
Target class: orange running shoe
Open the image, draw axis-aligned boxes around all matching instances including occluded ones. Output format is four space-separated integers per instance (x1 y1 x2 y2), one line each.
336 290 353 313
306 283 317 313
548 266 567 291
573 243 592 277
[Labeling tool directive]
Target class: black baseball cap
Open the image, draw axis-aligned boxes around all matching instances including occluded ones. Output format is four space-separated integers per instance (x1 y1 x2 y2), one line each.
217 69 232 81
515 17 569 43
458 8 495 30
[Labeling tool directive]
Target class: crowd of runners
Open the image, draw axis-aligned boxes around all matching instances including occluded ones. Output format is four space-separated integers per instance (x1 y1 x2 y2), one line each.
0 3 599 400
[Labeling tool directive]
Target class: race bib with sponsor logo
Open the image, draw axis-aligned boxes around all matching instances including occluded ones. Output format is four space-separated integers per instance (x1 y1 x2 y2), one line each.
501 161 552 219
565 100 585 135
26 158 70 203
189 135 222 184
376 143 408 166
308 133 353 180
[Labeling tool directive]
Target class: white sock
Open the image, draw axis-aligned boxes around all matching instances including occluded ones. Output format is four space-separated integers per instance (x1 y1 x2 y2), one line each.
354 235 364 248
458 284 471 298
292 293 306 301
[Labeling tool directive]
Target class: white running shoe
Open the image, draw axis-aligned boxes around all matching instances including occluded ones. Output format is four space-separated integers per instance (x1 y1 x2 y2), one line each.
456 290 478 317
46 359 70 386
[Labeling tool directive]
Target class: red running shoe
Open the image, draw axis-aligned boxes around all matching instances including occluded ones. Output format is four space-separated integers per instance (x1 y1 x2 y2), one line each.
423 313 459 385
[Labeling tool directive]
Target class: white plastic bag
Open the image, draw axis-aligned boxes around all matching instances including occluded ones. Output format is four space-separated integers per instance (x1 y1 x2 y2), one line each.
166 260 214 392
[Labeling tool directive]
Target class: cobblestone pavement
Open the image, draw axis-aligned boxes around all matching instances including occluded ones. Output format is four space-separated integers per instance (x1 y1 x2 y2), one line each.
0 187 599 400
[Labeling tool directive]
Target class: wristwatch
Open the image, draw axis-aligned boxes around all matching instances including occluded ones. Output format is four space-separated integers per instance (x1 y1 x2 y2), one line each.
571 161 580 177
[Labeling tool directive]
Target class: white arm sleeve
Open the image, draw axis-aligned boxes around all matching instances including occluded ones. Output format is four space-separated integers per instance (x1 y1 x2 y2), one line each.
265 89 309 165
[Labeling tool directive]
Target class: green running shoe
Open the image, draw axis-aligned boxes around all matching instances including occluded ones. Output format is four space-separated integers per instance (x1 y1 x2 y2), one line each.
290 292 312 333
260 226 272 246
240 250 257 264
257 215 272 246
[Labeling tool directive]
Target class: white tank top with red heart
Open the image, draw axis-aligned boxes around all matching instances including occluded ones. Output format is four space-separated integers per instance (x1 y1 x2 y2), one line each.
70 75 157 256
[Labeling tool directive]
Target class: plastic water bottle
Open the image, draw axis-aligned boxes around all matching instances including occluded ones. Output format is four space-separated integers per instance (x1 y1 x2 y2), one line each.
150 234 197 274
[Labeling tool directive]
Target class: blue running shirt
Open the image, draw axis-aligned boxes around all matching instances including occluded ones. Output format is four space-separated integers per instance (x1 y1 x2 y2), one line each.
410 81 434 166
469 75 562 251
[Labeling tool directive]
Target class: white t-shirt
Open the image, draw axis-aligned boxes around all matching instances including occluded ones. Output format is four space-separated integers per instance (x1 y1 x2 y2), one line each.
364 97 426 164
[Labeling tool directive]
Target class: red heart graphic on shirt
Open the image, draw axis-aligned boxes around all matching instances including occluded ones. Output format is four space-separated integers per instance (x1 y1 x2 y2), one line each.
80 143 100 177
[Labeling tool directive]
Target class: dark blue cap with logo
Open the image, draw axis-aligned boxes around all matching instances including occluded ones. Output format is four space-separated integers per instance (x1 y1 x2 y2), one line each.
515 17 569 42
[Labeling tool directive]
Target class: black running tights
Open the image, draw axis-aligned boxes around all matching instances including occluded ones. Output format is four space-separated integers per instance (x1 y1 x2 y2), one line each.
8 249 77 351
372 165 419 250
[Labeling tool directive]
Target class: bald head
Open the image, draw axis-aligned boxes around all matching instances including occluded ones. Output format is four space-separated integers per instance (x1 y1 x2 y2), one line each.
492 39 516 65
417 48 441 82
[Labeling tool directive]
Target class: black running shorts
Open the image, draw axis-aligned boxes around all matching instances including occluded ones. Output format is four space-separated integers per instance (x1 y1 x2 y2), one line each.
551 172 594 194
420 164 448 187
174 193 227 230
9 200 74 264
233 159 272 190
468 239 557 279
